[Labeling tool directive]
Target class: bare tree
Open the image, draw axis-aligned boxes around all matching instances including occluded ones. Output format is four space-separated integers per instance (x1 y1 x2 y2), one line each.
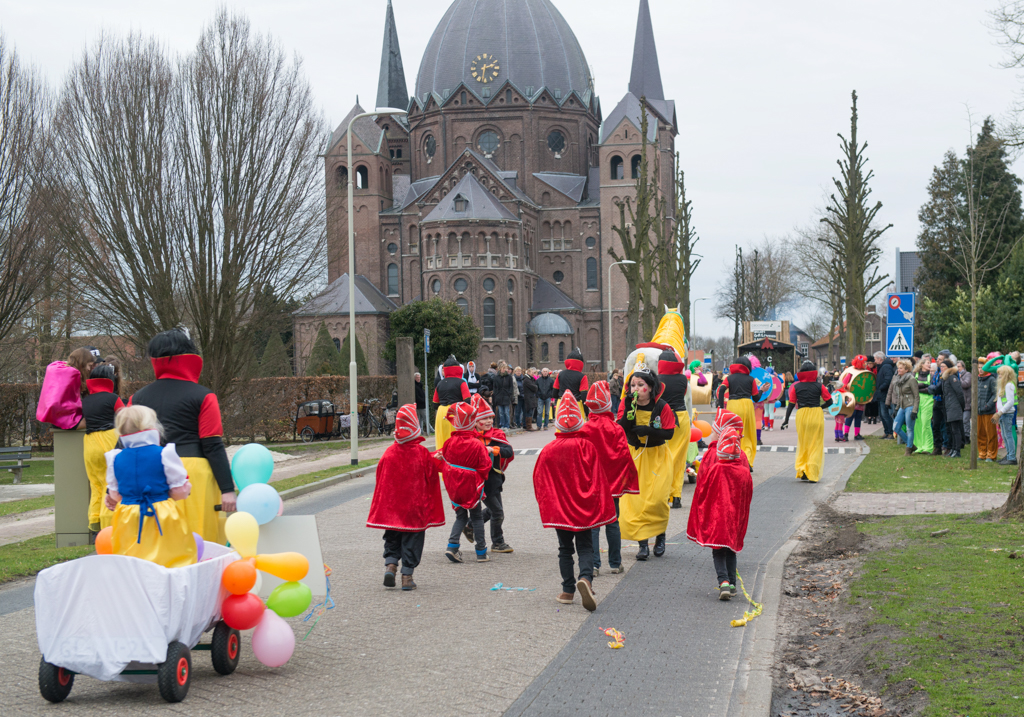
653 159 700 326
0 36 55 349
714 236 797 330
820 91 891 359
789 220 847 368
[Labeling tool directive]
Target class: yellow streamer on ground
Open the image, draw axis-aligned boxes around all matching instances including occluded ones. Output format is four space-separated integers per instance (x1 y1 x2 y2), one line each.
729 571 763 627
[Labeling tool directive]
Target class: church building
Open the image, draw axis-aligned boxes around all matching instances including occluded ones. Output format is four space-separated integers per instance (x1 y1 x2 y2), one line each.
293 0 677 375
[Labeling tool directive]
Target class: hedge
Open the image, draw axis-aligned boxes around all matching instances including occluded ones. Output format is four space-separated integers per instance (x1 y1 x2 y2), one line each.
0 375 398 447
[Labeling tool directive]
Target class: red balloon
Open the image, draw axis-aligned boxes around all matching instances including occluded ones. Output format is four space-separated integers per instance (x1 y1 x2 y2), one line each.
690 425 702 443
221 592 265 630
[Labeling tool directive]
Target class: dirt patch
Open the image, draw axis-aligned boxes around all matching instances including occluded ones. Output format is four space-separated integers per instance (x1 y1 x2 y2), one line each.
770 503 929 717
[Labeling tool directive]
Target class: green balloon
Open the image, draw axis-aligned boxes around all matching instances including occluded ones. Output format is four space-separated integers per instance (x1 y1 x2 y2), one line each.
266 581 312 618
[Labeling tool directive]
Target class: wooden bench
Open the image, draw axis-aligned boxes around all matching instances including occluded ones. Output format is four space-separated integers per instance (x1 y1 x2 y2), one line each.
0 447 33 485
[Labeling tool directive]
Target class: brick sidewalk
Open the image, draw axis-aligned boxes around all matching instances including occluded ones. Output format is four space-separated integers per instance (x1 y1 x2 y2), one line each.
833 492 1006 515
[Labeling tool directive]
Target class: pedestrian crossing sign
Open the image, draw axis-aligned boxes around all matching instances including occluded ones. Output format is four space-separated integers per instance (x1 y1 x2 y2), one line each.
886 326 913 356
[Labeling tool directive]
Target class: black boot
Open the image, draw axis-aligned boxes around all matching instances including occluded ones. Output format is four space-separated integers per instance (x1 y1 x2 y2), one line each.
653 533 666 557
636 541 649 561
671 496 682 509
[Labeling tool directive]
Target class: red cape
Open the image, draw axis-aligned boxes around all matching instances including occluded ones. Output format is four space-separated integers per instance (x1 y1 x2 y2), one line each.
579 412 638 497
439 430 492 509
533 432 617 530
686 440 753 552
367 438 445 531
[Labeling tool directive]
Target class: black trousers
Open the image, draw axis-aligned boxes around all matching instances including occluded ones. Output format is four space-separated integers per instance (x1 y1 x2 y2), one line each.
555 528 594 594
712 547 737 586
947 419 964 452
932 405 948 449
481 474 505 544
383 530 425 575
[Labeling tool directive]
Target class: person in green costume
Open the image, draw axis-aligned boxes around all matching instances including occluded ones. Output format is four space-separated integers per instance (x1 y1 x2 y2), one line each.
914 359 935 454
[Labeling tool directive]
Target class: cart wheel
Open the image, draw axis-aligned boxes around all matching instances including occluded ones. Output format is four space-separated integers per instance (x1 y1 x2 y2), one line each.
211 620 241 675
300 427 314 443
38 658 74 703
158 641 191 703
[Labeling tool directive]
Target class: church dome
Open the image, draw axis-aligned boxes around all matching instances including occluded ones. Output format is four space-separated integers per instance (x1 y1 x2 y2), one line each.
415 0 593 104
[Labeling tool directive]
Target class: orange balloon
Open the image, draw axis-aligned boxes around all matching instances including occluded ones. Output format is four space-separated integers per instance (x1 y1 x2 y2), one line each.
222 558 258 595
254 552 309 582
694 420 713 438
95 526 113 555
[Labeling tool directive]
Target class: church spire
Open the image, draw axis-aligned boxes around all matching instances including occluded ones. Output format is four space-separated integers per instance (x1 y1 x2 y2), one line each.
375 0 408 110
627 0 664 101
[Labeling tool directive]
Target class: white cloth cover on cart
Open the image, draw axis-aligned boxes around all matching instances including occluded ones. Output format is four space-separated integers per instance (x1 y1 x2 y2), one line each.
35 543 238 681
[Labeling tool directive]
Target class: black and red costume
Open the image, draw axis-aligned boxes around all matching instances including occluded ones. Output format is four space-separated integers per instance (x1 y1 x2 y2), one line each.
553 347 589 402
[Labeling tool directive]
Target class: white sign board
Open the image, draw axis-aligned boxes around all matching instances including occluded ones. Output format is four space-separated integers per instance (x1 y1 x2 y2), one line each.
750 320 782 339
255 515 327 597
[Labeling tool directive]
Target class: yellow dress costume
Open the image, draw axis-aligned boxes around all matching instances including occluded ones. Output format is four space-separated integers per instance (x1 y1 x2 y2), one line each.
177 457 225 544
83 429 117 530
795 407 825 482
667 409 691 500
434 405 453 452
106 430 197 569
729 397 757 467
619 404 675 542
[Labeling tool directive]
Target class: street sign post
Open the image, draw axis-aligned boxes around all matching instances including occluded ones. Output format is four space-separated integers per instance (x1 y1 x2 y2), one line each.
886 293 915 357
886 326 914 357
424 329 431 435
887 293 915 326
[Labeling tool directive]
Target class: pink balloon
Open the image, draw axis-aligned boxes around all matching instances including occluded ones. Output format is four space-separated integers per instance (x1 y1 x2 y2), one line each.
251 609 295 667
277 496 284 517
193 533 204 562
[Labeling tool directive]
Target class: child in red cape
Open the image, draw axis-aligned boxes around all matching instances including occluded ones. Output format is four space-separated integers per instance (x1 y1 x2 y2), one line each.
686 410 753 600
367 404 445 591
533 391 616 611
580 380 638 576
468 394 516 554
440 401 493 564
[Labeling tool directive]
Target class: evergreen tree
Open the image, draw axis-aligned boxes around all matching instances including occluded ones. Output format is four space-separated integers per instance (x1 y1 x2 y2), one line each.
338 332 369 376
382 297 481 373
259 331 292 377
306 322 340 376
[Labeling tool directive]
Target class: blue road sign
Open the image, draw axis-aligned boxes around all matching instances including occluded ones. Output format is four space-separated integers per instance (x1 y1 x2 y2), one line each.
886 325 914 357
887 293 915 326
424 328 430 354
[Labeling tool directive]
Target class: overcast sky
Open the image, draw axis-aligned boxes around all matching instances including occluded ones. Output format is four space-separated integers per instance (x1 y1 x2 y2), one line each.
3 0 1020 339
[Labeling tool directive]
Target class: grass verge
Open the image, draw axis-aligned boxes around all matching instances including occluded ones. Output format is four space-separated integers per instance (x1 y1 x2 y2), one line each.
271 459 377 493
0 495 54 518
852 513 1024 715
0 534 93 584
845 437 1015 493
272 436 390 456
0 459 55 485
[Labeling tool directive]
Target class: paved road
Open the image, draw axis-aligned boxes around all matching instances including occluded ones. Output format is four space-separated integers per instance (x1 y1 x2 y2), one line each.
0 416 855 716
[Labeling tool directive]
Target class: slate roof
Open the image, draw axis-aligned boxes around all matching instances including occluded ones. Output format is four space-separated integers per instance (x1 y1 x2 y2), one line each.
376 0 409 111
414 0 593 106
600 92 660 144
531 277 582 312
464 149 535 205
397 175 441 209
586 166 601 203
294 274 398 317
328 102 385 155
527 312 573 335
533 173 587 203
628 0 664 102
421 172 520 223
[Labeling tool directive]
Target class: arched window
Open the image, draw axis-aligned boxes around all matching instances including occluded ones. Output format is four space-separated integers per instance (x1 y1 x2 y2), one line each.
456 298 469 315
631 155 642 179
387 263 398 296
558 342 565 362
333 338 341 351
541 342 549 362
335 166 348 188
507 299 515 339
355 165 369 189
586 257 598 289
483 298 496 338
610 156 624 180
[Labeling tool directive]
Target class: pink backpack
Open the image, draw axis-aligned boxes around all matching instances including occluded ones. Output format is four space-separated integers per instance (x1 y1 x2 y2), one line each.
36 361 84 430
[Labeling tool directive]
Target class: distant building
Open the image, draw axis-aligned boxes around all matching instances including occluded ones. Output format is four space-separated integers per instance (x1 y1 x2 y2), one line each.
894 247 922 294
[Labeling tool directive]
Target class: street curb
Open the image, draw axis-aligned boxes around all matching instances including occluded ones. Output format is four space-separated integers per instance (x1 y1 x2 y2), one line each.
734 442 871 717
277 463 378 502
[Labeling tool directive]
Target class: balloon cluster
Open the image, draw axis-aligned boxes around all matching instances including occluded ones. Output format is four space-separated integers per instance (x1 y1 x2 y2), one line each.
217 444 313 668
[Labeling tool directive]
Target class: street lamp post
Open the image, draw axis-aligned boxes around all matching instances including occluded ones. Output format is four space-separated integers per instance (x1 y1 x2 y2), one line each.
691 297 709 339
348 106 407 466
608 260 636 373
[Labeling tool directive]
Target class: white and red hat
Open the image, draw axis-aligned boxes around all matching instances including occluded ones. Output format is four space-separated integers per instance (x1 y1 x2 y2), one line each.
712 408 744 435
394 404 422 444
585 381 612 414
471 393 494 421
717 426 742 461
448 401 478 430
554 390 585 432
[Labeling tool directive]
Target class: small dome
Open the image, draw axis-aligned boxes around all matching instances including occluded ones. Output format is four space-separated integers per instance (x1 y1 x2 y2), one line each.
416 0 593 103
527 313 573 336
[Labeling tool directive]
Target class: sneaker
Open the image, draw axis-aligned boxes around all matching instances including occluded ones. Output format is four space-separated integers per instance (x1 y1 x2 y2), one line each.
556 592 574 604
671 497 682 509
401 575 417 591
636 543 649 561
998 458 1018 466
608 566 624 574
491 542 514 553
577 578 597 611
719 581 733 600
476 552 490 562
729 583 737 596
445 548 464 563
384 564 397 588
854 435 865 441
593 567 600 576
